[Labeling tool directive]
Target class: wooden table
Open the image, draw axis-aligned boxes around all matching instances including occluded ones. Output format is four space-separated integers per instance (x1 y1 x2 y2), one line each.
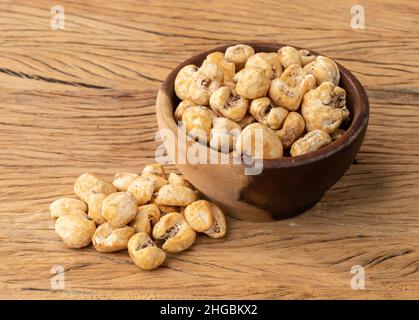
1 0 418 299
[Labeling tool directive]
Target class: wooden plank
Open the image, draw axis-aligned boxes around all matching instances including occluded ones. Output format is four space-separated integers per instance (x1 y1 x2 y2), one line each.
0 0 418 299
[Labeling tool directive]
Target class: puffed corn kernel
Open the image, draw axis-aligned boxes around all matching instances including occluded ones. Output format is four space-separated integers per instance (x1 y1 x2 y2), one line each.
150 192 180 215
167 173 194 189
50 197 87 219
299 49 316 66
205 52 236 83
101 192 138 228
141 172 168 192
204 203 227 239
304 56 340 86
182 106 213 142
174 99 195 122
278 46 302 68
235 67 270 100
209 85 249 121
155 184 198 207
188 61 224 105
233 68 245 83
142 163 166 178
86 192 107 225
92 222 135 253
301 82 348 134
210 117 242 152
55 211 96 248
175 64 198 100
269 64 316 111
74 173 116 203
290 129 332 156
236 122 283 159
127 177 155 205
184 200 213 232
129 204 161 234
128 232 166 270
224 44 255 71
112 173 138 192
249 97 288 130
276 112 305 149
152 212 196 253
245 52 282 80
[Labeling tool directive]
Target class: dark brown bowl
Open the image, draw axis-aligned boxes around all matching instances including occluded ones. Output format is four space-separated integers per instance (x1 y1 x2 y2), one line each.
156 43 369 222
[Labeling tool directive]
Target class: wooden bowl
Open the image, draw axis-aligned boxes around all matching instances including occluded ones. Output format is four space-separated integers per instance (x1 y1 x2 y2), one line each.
156 43 369 222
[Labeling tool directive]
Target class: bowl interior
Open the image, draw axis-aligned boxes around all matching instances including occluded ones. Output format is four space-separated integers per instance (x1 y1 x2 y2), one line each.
160 43 369 168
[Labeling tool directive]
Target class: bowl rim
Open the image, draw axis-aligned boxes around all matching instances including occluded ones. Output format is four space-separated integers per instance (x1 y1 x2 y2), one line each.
158 42 369 169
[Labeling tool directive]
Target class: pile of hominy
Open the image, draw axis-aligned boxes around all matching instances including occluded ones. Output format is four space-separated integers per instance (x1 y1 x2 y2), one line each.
174 44 350 158
50 164 226 270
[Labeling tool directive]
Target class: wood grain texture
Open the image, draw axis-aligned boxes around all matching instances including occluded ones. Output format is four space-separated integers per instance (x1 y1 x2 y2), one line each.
1 0 419 299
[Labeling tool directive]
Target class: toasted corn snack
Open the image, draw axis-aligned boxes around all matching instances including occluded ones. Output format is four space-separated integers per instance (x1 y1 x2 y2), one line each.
174 99 195 122
210 117 242 152
224 44 255 71
235 67 270 100
233 68 245 83
182 106 213 142
204 203 227 239
50 197 87 219
74 173 116 203
184 200 213 232
92 222 135 253
51 163 230 270
276 112 305 149
304 56 340 86
101 192 137 228
188 61 224 106
155 185 197 206
112 173 138 192
127 177 155 205
130 204 161 234
55 211 96 248
290 129 332 156
86 192 107 225
269 64 316 111
175 64 198 100
209 85 249 121
141 172 168 192
236 122 283 159
278 46 302 68
299 49 316 66
245 52 282 80
128 232 166 270
301 82 348 134
150 192 180 215
250 97 288 130
152 212 196 253
236 114 256 129
167 173 194 189
205 52 236 83
142 163 166 179
171 45 345 159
